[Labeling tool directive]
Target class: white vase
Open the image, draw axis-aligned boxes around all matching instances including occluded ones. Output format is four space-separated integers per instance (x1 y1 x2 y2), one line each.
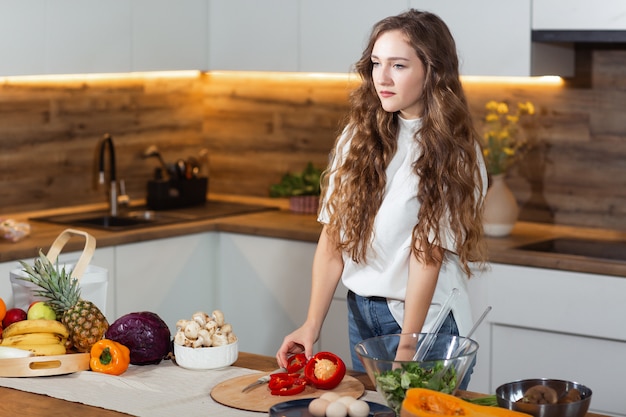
483 174 519 237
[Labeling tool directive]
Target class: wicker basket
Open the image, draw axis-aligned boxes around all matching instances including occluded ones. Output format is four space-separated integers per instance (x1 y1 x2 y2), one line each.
288 196 320 214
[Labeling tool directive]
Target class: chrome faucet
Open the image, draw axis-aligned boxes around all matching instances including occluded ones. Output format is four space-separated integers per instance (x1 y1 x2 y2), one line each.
98 133 128 216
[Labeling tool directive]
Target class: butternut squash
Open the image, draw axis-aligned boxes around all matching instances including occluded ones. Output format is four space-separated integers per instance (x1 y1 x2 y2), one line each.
400 388 531 417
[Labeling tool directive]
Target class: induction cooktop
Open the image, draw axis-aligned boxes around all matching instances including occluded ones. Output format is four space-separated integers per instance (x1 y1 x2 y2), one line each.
515 237 626 262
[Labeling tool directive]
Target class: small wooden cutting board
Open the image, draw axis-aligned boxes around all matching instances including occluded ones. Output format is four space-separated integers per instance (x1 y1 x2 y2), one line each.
0 353 90 377
211 372 365 412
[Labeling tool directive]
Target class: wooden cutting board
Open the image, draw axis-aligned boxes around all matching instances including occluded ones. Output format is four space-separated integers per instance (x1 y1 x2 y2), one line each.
0 353 90 377
211 371 365 412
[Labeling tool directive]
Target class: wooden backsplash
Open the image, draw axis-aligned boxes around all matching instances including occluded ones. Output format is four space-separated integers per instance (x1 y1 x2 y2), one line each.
1 49 625 232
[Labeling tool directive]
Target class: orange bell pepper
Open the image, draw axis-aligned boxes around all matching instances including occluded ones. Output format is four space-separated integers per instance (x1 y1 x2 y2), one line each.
90 339 131 376
401 388 531 417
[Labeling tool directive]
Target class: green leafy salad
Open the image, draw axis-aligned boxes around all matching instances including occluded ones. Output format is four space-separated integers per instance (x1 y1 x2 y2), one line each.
374 361 457 413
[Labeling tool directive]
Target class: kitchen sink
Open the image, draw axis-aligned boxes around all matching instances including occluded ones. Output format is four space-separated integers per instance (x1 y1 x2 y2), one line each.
30 201 275 231
515 237 626 262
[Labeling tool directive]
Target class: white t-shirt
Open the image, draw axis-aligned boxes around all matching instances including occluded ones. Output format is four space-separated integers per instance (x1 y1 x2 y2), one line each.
318 116 487 337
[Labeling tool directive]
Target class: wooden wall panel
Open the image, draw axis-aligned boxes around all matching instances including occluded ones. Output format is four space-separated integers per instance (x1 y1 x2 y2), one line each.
0 51 625 232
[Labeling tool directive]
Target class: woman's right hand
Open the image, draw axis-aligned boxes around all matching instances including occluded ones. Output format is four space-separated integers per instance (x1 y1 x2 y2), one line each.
276 225 344 368
275 321 320 368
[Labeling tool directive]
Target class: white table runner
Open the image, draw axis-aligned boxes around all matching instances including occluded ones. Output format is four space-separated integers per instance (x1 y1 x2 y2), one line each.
0 361 385 416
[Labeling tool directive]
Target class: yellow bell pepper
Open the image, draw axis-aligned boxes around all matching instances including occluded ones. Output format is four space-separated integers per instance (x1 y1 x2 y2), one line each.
90 339 131 376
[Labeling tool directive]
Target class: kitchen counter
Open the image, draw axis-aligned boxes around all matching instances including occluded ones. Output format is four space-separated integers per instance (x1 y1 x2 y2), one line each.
2 194 625 278
0 352 609 417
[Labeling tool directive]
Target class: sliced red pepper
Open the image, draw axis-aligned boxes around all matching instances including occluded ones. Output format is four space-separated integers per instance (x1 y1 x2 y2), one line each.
269 372 308 396
286 353 307 373
268 373 295 390
270 383 306 396
304 351 346 390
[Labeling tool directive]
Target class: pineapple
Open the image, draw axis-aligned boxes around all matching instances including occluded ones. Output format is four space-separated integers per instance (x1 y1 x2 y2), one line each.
19 251 109 353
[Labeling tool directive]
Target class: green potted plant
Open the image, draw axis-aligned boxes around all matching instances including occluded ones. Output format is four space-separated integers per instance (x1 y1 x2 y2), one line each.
269 162 323 214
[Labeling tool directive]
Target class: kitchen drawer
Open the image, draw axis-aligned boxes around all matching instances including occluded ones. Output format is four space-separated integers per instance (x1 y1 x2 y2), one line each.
487 263 626 341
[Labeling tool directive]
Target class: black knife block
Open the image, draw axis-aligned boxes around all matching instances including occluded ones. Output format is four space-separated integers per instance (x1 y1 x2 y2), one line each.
146 177 208 210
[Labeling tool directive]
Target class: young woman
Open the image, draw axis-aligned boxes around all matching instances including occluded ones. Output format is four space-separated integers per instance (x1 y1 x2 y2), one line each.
276 9 487 389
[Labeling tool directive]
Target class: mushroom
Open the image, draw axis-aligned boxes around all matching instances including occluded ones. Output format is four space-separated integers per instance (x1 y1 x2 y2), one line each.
183 320 201 340
559 389 581 404
176 319 191 330
175 310 236 348
198 329 213 347
192 311 208 327
211 332 229 347
173 331 187 346
212 310 225 327
205 320 217 334
520 385 558 404
220 323 233 335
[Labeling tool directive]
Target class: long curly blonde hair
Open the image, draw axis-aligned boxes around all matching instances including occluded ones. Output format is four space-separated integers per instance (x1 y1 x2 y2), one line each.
323 9 486 276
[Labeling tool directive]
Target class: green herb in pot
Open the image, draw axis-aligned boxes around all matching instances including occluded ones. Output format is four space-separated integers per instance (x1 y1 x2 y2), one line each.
269 162 322 197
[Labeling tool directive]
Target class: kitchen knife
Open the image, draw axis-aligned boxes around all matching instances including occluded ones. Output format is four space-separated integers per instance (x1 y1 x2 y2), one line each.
241 368 286 393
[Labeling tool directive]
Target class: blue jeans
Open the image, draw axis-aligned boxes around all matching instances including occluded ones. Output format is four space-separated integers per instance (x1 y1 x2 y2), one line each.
347 290 474 390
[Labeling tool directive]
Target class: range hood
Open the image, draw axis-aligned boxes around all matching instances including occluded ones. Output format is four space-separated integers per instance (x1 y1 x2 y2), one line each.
533 30 626 43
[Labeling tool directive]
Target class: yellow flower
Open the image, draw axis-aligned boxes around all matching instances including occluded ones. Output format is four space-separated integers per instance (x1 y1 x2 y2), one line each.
480 100 536 176
496 102 509 114
485 100 499 111
485 113 499 123
518 101 535 115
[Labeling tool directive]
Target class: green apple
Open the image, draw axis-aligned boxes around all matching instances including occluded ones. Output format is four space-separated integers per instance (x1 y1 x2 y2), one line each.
27 302 57 320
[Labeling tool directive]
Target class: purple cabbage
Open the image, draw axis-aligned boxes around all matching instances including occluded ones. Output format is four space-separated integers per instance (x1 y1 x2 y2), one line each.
105 311 171 365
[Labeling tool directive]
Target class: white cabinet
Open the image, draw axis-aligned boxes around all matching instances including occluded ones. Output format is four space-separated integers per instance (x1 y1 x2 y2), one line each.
217 233 318 357
0 0 582 76
45 0 132 75
466 268 491 394
114 233 218 334
132 0 208 72
217 232 357 369
533 0 626 30
412 0 530 76
207 0 408 73
412 0 572 76
208 0 299 71
299 0 409 73
0 247 115 318
0 0 208 76
477 263 626 417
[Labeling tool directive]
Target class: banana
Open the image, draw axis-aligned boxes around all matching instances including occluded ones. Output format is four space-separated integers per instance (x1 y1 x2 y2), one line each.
12 343 67 356
1 332 66 347
2 319 69 339
0 346 34 359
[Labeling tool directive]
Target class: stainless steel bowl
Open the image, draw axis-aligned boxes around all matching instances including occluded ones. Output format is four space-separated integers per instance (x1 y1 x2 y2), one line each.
496 378 592 417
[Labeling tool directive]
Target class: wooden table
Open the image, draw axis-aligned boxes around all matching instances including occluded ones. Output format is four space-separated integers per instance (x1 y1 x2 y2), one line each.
0 352 607 417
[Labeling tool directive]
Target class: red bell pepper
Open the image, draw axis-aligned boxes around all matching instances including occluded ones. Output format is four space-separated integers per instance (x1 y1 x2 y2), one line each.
304 351 346 390
271 383 306 396
268 372 308 396
286 352 307 373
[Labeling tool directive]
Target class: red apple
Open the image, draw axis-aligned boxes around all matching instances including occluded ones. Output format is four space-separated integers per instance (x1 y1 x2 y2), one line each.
2 308 27 328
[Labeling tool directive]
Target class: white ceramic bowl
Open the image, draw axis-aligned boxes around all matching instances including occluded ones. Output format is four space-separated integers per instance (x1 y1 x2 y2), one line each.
174 341 238 370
